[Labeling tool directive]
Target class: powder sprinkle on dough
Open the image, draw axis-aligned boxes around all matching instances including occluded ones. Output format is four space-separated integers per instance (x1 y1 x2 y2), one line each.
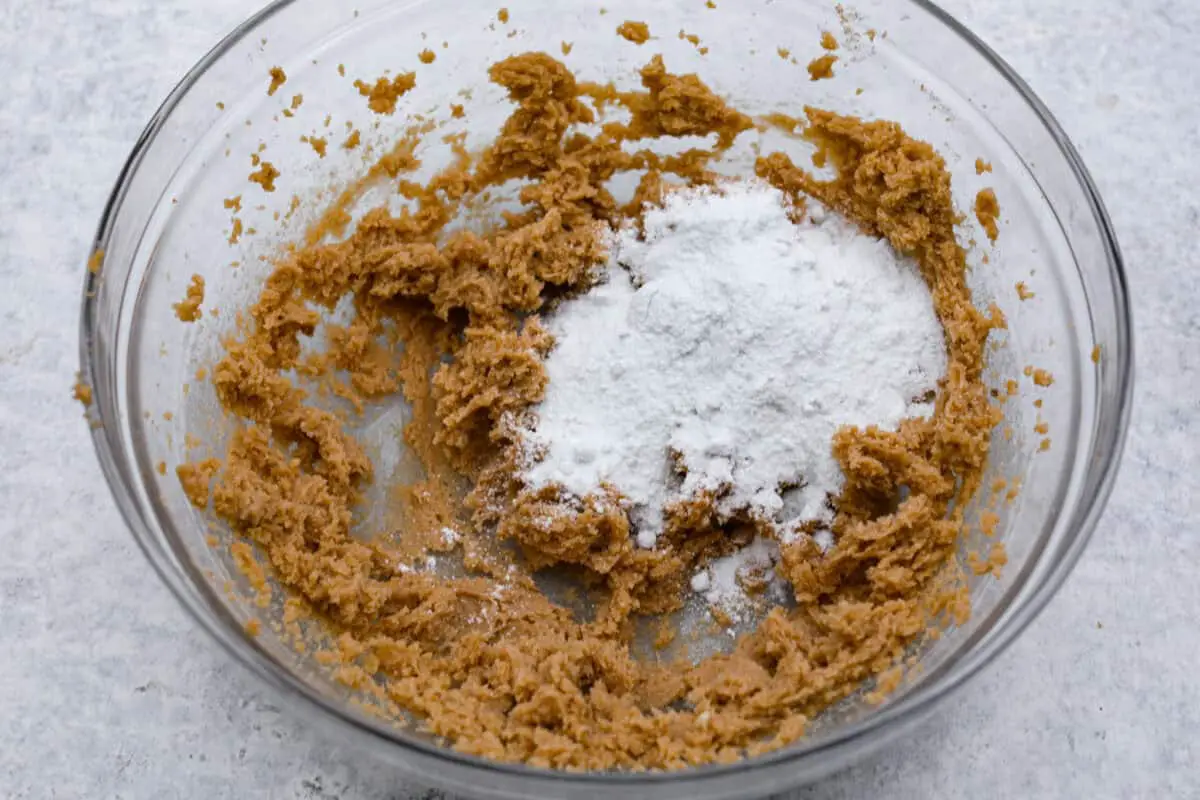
520 181 945 548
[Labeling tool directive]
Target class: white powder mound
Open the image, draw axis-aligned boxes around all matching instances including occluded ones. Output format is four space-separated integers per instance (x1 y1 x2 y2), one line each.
520 180 945 549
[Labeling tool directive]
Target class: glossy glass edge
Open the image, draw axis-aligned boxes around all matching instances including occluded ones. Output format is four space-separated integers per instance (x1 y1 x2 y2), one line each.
79 0 1134 788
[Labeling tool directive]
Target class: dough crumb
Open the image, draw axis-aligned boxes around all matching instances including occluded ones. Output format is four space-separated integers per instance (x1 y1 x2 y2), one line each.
968 542 1007 577
72 378 93 408
497 7 509 23
249 161 280 192
617 20 651 43
224 195 242 212
561 41 573 55
820 31 839 50
173 275 206 322
343 129 362 149
1091 344 1102 363
302 136 328 157
807 54 837 80
975 188 1000 241
975 157 993 174
87 250 104 275
228 218 243 245
354 73 417 115
1032 368 1054 387
267 67 287 96
419 48 436 64
1015 281 1034 301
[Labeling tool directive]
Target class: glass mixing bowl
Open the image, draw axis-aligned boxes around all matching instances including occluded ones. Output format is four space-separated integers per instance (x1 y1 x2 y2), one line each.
79 0 1133 796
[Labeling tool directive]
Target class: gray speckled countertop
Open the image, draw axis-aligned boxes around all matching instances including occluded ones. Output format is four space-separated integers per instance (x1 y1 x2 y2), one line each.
1 0 1196 797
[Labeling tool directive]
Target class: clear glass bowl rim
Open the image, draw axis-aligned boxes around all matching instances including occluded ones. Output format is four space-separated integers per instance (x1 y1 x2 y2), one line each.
79 0 1135 788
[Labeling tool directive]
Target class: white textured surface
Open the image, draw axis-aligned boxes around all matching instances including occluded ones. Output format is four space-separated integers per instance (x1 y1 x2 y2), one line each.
0 1 1195 797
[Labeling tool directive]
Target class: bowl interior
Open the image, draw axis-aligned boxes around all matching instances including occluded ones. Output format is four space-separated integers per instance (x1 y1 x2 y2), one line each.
85 0 1119 794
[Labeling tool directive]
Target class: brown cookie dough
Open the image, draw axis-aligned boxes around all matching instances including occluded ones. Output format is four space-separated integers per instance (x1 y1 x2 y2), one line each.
190 52 1001 770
